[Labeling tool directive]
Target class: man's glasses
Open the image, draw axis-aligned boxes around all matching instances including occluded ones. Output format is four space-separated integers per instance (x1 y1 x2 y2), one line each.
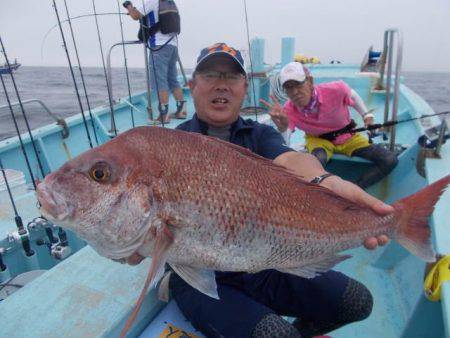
197 71 245 84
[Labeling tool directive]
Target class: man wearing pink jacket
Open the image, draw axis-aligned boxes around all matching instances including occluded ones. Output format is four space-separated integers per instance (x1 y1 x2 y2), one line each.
263 62 398 189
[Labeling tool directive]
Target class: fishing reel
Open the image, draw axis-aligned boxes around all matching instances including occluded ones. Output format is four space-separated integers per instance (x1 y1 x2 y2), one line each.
27 216 52 231
419 123 450 149
416 122 450 177
31 217 71 260
51 244 72 260
36 238 72 260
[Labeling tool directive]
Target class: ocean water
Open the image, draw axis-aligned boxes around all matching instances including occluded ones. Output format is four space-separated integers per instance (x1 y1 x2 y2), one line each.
0 67 449 140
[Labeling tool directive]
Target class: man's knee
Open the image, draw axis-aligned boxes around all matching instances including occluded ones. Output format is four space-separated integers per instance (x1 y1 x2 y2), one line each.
380 151 398 174
252 314 301 338
354 145 398 175
339 279 373 323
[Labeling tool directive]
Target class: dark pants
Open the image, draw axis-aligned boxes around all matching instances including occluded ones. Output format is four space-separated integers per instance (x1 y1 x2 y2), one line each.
312 143 398 189
169 270 373 338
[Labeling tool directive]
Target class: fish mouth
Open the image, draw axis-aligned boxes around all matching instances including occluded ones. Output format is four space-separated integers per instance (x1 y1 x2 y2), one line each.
36 182 72 222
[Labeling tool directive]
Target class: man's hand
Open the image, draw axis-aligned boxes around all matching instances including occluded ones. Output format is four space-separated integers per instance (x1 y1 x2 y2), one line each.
363 112 375 128
319 175 392 250
122 1 133 9
274 152 392 251
123 1 143 20
260 95 289 132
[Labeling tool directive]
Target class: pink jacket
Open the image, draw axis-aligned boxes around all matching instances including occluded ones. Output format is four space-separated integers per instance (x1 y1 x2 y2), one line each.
284 81 355 145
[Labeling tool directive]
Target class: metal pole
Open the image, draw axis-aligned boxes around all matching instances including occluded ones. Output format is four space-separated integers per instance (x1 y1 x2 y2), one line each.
376 31 389 89
143 44 153 120
383 30 394 125
106 40 142 131
434 117 448 156
389 30 403 151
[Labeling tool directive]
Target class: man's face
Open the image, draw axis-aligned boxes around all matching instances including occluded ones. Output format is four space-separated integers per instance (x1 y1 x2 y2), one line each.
190 55 248 127
283 77 314 108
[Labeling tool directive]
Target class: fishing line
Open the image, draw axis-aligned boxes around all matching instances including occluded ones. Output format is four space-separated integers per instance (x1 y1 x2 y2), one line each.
91 0 117 136
52 0 94 148
62 0 99 145
0 36 46 179
117 0 135 128
243 0 258 121
0 158 34 257
0 73 38 190
40 12 128 59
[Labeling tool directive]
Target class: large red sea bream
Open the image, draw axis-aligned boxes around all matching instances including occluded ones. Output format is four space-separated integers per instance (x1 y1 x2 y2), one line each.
36 126 450 336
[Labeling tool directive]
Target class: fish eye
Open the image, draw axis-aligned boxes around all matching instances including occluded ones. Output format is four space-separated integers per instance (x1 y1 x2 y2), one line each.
89 163 111 183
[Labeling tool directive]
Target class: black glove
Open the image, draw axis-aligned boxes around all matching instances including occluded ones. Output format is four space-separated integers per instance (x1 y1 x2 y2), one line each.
122 1 132 8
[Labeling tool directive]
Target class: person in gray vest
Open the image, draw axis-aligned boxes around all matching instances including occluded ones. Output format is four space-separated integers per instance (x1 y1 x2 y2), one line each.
125 0 187 123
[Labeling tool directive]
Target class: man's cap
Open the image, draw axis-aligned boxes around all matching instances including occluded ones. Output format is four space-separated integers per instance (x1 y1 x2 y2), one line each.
279 62 310 86
195 43 246 74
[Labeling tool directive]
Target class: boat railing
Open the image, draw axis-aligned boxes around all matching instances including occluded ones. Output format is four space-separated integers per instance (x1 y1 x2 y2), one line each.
435 117 449 156
106 40 153 133
0 99 69 138
377 29 403 151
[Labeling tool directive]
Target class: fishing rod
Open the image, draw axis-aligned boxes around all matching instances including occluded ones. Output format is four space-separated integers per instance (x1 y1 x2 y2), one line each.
62 0 99 146
0 73 38 190
242 0 258 121
40 12 128 58
330 111 450 138
91 0 118 136
0 158 35 257
52 0 94 148
0 35 46 180
321 111 450 142
117 0 135 128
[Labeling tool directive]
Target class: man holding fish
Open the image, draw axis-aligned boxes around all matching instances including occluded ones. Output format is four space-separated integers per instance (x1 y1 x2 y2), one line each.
37 42 447 338
127 43 391 337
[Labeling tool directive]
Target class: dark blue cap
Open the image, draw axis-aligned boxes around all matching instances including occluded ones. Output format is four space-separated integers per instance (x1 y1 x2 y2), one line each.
195 43 246 74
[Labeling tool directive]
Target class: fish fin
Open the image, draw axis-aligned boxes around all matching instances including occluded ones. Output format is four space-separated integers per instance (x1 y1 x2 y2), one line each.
120 224 174 338
169 263 219 300
278 254 352 279
157 271 173 302
393 175 450 262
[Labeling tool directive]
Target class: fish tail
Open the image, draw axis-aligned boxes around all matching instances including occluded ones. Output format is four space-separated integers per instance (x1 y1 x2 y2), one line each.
393 175 450 262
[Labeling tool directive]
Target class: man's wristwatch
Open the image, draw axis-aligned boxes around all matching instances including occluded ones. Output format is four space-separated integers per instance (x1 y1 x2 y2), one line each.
310 173 334 184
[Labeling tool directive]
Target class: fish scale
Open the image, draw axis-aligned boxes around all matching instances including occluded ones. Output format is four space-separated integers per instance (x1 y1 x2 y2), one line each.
37 125 448 297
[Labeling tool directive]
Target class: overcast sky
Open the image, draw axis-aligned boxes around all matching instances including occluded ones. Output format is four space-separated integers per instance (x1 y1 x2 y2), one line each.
1 0 450 71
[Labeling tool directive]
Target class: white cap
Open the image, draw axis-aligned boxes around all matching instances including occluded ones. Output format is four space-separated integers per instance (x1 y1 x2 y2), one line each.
279 62 309 86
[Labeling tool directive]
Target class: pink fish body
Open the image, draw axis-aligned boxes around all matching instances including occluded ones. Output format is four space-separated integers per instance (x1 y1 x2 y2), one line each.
37 126 449 332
